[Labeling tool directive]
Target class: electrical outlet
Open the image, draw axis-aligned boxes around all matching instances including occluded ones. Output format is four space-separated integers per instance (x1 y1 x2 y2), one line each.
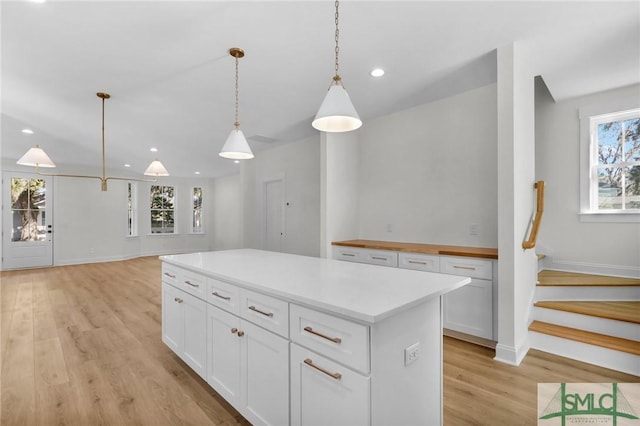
404 342 420 366
470 224 479 236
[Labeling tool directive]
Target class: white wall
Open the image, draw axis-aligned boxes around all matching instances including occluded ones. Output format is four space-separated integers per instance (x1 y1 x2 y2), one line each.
211 172 243 250
356 83 498 247
536 82 640 274
321 131 361 258
241 135 321 257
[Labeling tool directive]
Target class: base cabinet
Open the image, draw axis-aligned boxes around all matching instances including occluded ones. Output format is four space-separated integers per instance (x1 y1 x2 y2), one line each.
443 278 493 339
207 304 289 426
290 343 370 426
162 282 206 378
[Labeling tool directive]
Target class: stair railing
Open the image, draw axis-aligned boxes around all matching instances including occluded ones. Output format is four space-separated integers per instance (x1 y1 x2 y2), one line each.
522 180 545 250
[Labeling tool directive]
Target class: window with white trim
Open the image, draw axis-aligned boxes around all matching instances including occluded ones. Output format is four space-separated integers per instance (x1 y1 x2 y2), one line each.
127 182 138 237
191 187 203 234
588 109 640 212
150 185 175 234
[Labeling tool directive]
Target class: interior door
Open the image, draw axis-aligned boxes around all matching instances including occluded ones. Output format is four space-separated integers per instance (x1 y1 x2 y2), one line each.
264 179 283 252
2 172 53 269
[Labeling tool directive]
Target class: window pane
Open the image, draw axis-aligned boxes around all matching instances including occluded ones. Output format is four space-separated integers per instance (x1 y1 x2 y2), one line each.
10 178 47 242
150 185 162 208
623 118 640 163
626 166 640 209
597 121 622 166
597 167 622 209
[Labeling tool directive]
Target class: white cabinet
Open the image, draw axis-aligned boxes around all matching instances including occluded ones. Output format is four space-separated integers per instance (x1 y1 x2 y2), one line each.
334 246 497 341
161 282 207 378
207 304 289 426
290 343 370 426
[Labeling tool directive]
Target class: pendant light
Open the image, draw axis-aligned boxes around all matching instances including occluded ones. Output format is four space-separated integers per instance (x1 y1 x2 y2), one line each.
17 92 169 191
219 47 254 160
312 0 362 133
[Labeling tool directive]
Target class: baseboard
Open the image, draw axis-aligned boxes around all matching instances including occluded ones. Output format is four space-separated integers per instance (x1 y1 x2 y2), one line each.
494 337 530 366
443 329 496 349
544 259 640 279
53 248 205 267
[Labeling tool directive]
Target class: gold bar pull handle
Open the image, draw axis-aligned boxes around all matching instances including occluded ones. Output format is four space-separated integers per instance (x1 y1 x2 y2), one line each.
304 358 341 380
212 292 231 301
408 260 427 265
184 280 199 288
164 272 176 278
341 253 356 257
371 256 387 261
249 306 274 317
453 265 476 271
303 326 342 344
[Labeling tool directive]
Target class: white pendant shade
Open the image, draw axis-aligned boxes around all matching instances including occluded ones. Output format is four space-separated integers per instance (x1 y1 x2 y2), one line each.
219 128 254 160
144 159 170 176
16 145 56 168
312 84 362 133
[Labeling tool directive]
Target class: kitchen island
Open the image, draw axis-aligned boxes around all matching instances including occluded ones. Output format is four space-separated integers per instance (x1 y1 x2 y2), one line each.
161 249 470 426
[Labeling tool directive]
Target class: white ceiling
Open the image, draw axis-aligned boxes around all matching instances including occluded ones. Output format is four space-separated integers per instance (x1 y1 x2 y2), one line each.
2 1 639 178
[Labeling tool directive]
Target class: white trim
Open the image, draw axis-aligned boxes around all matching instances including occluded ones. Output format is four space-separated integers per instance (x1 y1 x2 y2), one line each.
494 339 529 366
51 248 204 268
578 212 639 223
543 258 640 279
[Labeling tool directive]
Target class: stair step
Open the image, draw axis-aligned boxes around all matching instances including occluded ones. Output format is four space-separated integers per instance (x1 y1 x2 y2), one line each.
534 301 640 324
528 321 640 356
538 270 640 287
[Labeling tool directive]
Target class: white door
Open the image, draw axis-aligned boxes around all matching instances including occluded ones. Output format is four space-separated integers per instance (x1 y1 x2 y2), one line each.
2 172 53 269
264 179 283 252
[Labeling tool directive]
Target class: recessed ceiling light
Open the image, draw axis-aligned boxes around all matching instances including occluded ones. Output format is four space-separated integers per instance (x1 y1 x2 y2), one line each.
370 68 385 77
124 164 131 168
195 171 201 175
31 0 46 3
150 147 158 152
21 129 34 134
234 160 240 164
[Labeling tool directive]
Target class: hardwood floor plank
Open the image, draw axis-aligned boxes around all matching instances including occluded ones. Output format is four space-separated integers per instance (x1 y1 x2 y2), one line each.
1 257 638 426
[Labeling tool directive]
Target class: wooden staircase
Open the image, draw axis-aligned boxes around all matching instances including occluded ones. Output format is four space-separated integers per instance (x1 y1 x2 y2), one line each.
528 270 640 376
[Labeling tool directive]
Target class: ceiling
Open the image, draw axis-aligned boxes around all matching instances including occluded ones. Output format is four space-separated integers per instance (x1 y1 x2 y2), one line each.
2 1 639 178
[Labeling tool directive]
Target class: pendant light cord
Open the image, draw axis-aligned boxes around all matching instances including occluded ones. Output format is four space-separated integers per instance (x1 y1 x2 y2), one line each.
234 55 240 129
101 94 106 181
334 0 340 81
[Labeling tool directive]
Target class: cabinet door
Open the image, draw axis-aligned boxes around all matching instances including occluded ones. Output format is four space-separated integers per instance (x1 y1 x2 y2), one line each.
241 320 289 426
291 343 370 426
182 293 207 379
443 278 493 339
162 282 184 353
207 305 242 407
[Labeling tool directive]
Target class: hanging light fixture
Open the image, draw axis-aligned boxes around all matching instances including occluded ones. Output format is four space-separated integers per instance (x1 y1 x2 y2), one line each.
219 47 254 160
17 92 169 191
312 0 361 133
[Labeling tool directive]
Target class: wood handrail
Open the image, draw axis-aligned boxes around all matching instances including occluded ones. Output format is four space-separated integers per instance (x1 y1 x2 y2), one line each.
522 181 545 250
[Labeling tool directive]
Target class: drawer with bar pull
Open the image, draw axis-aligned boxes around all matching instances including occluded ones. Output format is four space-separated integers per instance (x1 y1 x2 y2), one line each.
161 264 181 286
207 278 240 316
240 289 289 338
439 256 493 280
290 303 370 374
398 252 440 272
179 270 207 299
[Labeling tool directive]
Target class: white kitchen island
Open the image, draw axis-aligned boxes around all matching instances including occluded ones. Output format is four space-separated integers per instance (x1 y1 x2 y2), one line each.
160 249 470 426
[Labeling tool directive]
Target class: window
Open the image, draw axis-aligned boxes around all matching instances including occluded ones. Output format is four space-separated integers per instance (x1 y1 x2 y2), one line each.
588 109 640 212
127 182 138 236
10 178 47 242
191 187 203 234
150 185 175 234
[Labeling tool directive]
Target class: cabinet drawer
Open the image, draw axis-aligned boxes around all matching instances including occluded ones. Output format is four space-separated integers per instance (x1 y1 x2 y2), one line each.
291 343 370 426
362 249 398 267
179 270 207 299
398 252 439 272
207 278 241 316
162 263 180 285
440 256 493 280
290 304 370 374
332 246 364 263
240 289 289 338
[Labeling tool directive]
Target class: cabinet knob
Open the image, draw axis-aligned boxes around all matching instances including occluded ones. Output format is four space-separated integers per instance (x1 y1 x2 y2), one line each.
174 297 183 303
237 331 245 337
231 328 238 334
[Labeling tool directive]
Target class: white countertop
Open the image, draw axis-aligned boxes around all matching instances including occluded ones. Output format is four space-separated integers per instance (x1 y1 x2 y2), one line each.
161 249 471 323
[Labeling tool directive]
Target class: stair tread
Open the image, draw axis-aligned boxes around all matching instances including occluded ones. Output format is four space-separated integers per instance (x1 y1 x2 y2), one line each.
538 270 640 287
534 301 640 324
529 321 640 355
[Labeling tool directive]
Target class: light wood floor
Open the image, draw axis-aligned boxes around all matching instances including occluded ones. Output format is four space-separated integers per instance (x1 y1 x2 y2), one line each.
1 257 637 425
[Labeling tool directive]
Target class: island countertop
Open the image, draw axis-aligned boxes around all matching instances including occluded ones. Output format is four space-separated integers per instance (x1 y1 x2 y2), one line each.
160 249 470 324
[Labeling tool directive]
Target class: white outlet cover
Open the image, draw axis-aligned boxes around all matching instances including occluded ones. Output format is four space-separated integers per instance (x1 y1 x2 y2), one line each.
404 342 420 366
